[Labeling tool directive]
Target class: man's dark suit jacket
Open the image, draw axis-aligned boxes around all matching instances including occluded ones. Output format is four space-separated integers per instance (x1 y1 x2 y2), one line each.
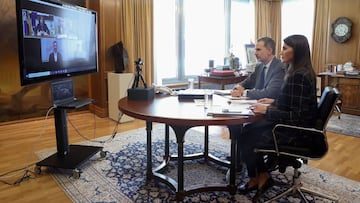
239 58 285 99
49 52 63 69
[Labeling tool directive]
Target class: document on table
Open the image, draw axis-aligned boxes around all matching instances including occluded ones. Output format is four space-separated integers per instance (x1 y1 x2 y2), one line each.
228 99 258 105
213 89 232 95
223 95 251 100
207 102 255 117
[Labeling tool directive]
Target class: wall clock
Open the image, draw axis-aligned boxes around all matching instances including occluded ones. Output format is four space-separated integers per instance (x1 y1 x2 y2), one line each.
331 17 352 44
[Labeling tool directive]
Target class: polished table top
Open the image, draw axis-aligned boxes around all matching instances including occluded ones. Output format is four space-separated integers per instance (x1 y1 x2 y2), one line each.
118 93 261 126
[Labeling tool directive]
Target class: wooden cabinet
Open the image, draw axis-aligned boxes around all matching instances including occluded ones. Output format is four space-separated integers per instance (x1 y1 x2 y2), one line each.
319 73 360 115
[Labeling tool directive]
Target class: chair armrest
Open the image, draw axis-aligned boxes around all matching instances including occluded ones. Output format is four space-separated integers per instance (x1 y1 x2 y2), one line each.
271 124 326 156
273 124 324 135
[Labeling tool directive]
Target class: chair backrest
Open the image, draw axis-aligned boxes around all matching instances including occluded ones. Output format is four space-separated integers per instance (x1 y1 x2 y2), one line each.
316 86 341 130
294 86 340 158
258 86 340 159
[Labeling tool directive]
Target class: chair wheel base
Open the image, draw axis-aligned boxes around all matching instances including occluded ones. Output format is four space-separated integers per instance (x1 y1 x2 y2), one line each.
263 172 339 203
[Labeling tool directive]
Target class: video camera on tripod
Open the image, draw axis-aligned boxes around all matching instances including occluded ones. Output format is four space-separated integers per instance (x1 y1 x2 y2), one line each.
128 57 154 100
135 57 143 66
132 58 147 88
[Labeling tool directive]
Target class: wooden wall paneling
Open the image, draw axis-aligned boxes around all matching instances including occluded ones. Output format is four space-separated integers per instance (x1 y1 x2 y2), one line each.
102 0 120 117
326 0 360 65
87 0 123 118
87 0 105 117
103 0 117 73
87 0 104 117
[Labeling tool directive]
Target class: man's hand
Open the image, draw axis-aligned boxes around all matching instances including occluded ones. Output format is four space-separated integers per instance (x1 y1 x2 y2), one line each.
231 85 244 97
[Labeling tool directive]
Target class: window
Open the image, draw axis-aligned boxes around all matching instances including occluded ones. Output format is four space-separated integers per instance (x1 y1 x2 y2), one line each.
281 0 314 49
183 0 226 77
230 0 255 65
154 0 255 85
154 0 315 85
153 0 177 84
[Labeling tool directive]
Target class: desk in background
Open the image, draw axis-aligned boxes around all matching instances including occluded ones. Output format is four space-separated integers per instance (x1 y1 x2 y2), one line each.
198 74 247 90
318 72 360 115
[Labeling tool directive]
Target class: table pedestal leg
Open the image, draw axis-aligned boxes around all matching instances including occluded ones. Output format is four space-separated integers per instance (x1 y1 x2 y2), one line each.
146 121 153 179
149 124 243 201
171 125 191 200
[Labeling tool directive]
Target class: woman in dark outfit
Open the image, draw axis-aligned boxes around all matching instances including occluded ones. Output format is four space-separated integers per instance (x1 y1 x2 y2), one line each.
238 34 318 202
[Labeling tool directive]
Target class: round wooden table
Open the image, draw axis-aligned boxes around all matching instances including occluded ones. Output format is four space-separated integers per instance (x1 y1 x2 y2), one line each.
118 94 262 200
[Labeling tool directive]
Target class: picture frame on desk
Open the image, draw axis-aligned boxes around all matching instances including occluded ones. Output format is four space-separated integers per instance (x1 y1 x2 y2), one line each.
245 44 257 64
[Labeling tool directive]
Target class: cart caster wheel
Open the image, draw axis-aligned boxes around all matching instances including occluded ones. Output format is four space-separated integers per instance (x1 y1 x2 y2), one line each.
72 169 81 179
100 150 107 158
34 166 41 174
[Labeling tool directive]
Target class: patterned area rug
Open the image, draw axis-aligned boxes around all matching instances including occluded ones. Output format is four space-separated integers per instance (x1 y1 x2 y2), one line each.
37 125 360 203
326 113 360 137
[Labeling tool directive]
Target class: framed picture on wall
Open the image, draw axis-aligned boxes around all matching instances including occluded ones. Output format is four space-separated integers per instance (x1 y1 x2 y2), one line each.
245 44 257 64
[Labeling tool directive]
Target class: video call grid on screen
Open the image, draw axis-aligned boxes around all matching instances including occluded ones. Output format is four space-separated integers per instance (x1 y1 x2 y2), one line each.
20 0 97 76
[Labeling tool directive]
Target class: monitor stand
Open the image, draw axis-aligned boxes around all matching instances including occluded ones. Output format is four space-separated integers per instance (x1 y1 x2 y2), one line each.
35 107 104 179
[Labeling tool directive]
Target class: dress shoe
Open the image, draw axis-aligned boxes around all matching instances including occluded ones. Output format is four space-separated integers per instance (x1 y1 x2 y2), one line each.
238 182 258 194
252 178 274 202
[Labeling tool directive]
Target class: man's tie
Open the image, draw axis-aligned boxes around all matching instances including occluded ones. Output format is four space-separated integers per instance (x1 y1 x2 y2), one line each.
256 66 266 89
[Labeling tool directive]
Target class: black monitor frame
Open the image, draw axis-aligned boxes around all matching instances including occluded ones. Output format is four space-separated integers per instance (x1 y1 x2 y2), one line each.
16 0 99 86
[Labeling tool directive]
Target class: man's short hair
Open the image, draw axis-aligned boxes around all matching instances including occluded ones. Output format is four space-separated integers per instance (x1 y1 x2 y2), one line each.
257 37 276 55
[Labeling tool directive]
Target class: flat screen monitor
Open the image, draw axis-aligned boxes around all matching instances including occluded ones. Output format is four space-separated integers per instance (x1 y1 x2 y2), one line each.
16 0 98 86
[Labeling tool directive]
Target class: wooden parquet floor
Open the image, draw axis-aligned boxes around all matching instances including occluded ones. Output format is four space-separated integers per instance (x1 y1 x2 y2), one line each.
0 111 359 202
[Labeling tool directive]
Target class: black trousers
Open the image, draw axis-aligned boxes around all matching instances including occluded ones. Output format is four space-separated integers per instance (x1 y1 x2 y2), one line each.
239 120 274 178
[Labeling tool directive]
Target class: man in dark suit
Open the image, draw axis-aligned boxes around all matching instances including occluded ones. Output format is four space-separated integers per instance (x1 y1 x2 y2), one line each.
232 37 285 100
227 37 285 162
49 41 63 69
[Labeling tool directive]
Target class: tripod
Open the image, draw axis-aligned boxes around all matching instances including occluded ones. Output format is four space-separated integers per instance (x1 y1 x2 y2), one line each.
131 58 147 88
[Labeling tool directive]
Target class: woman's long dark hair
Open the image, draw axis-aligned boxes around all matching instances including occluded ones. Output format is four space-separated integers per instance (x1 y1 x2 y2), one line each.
283 35 315 80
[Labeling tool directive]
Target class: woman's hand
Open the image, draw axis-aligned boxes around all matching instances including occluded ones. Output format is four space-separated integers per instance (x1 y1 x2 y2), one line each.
251 103 269 114
257 98 275 105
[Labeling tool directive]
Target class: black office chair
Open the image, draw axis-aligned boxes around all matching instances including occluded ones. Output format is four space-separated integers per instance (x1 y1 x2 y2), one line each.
254 86 340 203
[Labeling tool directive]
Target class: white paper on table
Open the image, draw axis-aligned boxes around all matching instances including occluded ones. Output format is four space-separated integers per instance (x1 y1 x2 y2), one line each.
228 99 258 105
213 89 232 95
207 103 254 117
224 95 250 100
